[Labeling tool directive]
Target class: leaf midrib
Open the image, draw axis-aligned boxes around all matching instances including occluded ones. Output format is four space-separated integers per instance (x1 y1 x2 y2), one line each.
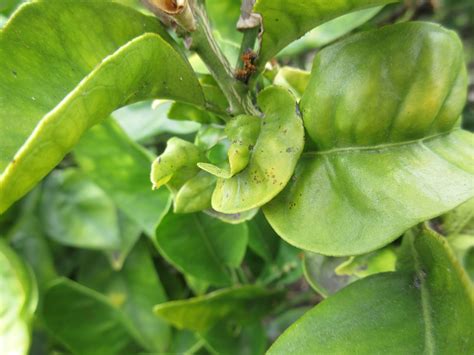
193 214 231 281
304 129 459 156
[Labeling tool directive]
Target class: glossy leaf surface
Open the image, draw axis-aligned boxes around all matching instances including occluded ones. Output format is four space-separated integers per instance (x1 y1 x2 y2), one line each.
154 212 248 286
0 1 204 213
253 0 398 71
264 22 474 255
211 87 304 213
0 241 37 355
154 286 280 332
43 278 141 354
269 228 474 353
75 119 171 236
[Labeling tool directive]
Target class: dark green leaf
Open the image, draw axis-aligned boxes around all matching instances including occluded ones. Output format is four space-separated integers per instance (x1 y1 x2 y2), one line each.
268 228 474 353
154 212 248 286
154 286 280 332
79 243 171 352
42 278 142 354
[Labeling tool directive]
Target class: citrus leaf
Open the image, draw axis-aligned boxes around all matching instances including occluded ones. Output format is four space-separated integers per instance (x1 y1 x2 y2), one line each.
78 243 171 352
154 212 248 286
0 1 204 213
268 228 474 353
40 169 122 250
210 86 304 213
75 118 171 236
0 241 38 355
264 22 474 256
253 0 398 72
154 286 280 332
42 278 142 354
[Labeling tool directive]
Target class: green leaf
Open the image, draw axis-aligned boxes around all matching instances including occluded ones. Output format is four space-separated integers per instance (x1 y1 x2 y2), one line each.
268 228 474 354
273 67 310 98
104 211 143 271
253 0 398 71
278 6 383 57
210 86 304 213
78 243 171 352
169 101 223 124
154 286 280 332
304 247 397 297
174 171 216 214
441 198 474 236
42 278 142 354
204 208 259 225
40 169 121 250
154 212 248 286
114 101 200 143
303 253 353 298
199 115 261 179
151 137 205 192
0 240 38 355
264 22 474 256
247 212 279 262
75 118 171 236
0 1 204 213
203 320 266 355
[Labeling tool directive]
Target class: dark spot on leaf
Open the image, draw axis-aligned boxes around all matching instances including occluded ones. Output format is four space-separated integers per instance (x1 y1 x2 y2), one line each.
286 147 294 153
12 70 17 77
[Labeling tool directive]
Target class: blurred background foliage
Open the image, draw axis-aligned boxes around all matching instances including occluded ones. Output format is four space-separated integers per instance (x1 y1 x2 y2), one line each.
0 0 472 354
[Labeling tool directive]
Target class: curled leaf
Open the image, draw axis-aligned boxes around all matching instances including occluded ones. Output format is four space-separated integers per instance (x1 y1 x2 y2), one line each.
199 115 261 179
151 138 204 192
210 86 304 213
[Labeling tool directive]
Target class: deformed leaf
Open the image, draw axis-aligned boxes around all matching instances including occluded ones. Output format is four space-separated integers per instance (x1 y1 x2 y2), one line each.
154 286 280 332
268 228 474 354
253 0 398 72
174 171 216 214
264 22 474 256
154 212 248 286
199 115 261 179
210 86 304 213
42 278 142 354
0 1 204 213
75 118 171 236
151 137 204 192
0 241 38 355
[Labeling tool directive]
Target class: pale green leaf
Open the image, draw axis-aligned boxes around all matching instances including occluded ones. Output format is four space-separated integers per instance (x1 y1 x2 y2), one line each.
272 67 310 98
0 241 38 355
264 22 474 256
174 171 216 214
154 212 248 286
151 137 204 192
278 6 383 57
42 278 142 354
0 1 204 213
268 228 474 354
114 101 200 143
210 86 304 213
154 286 280 332
75 118 171 236
253 0 398 71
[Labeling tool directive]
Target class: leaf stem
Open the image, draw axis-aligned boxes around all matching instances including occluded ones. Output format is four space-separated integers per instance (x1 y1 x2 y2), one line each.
190 2 258 116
